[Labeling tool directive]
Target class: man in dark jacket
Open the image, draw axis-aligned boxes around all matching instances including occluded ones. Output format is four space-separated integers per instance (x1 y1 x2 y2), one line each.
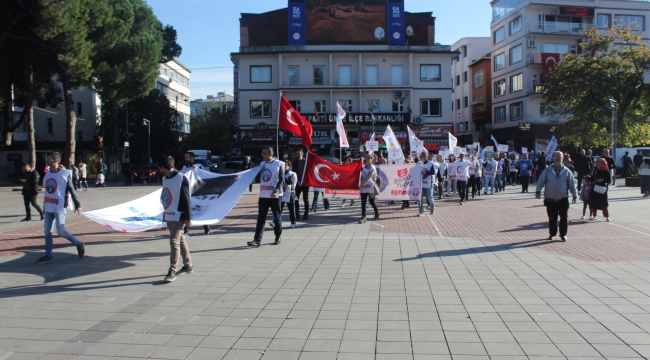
621 151 635 177
603 149 617 185
242 156 254 192
122 158 133 186
633 150 644 173
292 148 310 220
573 148 593 191
21 162 43 221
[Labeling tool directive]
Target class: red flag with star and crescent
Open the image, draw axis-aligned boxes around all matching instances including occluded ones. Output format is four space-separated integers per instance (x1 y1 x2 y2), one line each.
278 94 313 148
301 151 362 190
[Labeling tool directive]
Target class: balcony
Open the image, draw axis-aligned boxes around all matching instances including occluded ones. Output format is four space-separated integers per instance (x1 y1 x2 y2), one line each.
526 21 595 36
527 83 550 96
281 78 410 88
526 52 567 65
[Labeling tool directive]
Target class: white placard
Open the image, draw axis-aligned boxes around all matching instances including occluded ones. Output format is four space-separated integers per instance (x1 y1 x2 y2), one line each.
497 144 509 152
366 141 379 152
410 140 424 158
522 147 528 154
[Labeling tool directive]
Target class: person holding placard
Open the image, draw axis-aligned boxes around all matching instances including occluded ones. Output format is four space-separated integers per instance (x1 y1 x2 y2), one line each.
418 152 436 216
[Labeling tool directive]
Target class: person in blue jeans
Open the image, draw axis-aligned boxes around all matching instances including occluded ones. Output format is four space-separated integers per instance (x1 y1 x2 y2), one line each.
311 188 330 212
36 152 85 264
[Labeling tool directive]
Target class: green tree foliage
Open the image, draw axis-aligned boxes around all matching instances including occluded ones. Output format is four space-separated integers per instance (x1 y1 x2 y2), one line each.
100 89 180 164
544 27 650 148
187 104 235 155
161 25 183 63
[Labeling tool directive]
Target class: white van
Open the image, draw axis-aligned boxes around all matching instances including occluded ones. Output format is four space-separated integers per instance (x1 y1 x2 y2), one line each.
615 147 650 168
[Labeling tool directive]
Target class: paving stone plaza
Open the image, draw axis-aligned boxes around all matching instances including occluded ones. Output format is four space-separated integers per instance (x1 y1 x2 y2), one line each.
0 183 649 359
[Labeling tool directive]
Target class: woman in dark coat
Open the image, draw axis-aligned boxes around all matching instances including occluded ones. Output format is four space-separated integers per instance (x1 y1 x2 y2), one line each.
589 158 611 222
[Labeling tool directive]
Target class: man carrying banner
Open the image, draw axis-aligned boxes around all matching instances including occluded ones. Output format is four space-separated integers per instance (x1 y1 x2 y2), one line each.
36 152 85 264
249 147 284 247
158 155 193 283
292 148 310 221
182 151 211 235
418 151 436 216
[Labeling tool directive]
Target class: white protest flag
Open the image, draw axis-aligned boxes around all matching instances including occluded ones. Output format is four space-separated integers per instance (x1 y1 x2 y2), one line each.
384 125 404 162
545 136 558 155
83 166 261 232
407 125 424 158
448 132 458 152
491 134 499 149
336 102 349 148
369 132 375 142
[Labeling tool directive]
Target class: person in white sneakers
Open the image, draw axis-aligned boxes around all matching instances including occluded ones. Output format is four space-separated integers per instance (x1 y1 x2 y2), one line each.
249 147 284 247
418 151 436 216
36 152 85 264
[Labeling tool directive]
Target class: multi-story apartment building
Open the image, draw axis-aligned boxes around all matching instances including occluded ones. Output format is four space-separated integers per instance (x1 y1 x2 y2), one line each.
490 0 650 152
231 1 458 157
190 92 235 114
156 59 192 138
469 54 493 146
451 37 492 145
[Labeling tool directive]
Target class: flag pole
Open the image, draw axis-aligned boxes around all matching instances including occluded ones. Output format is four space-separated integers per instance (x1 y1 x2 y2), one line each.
277 92 282 160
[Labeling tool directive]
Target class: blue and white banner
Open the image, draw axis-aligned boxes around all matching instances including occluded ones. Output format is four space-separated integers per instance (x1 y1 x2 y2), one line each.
83 167 260 232
387 1 406 45
288 0 306 45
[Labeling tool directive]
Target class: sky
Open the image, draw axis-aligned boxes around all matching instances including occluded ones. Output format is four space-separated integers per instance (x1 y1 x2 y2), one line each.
148 0 492 100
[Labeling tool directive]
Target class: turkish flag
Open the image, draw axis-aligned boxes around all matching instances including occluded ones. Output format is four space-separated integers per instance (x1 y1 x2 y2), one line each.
279 94 313 148
541 53 560 83
302 151 362 190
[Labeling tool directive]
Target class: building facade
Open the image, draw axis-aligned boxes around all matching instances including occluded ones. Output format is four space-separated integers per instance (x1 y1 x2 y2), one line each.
190 92 235 114
469 55 493 146
156 59 192 137
490 0 650 153
231 3 458 157
451 37 492 145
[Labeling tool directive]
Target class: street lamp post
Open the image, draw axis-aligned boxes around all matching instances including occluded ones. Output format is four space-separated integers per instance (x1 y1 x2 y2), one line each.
606 99 618 183
143 118 151 185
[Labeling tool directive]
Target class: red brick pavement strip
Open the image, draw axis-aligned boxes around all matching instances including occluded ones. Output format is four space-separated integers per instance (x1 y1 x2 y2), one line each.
1 190 648 262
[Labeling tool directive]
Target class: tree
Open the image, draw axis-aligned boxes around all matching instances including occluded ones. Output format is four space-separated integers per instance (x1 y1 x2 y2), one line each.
187 104 235 155
161 25 182 63
100 89 180 165
544 27 650 148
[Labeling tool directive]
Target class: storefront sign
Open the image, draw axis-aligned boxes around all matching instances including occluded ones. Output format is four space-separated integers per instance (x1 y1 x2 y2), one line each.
302 113 410 124
409 125 453 138
360 131 407 142
238 130 288 142
518 122 531 130
559 7 594 17
289 130 331 145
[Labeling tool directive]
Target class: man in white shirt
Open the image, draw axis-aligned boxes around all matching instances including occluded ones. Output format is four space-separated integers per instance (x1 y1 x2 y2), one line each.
483 156 498 195
248 147 285 247
454 154 471 205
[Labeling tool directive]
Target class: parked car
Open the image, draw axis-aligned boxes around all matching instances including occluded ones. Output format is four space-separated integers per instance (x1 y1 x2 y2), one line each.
219 161 245 175
318 155 341 164
133 164 160 183
209 156 221 172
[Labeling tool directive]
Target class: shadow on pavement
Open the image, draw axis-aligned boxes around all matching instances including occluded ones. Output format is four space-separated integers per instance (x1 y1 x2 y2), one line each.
394 238 561 261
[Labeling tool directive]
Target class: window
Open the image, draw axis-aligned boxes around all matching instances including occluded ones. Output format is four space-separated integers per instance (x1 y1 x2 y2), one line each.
463 45 468 58
464 71 468 83
314 100 327 113
474 70 484 88
538 43 570 54
509 16 522 35
366 65 378 85
339 100 353 112
391 65 403 85
288 66 300 85
289 100 301 112
339 65 351 85
251 66 271 83
76 102 82 116
510 102 523 121
456 99 461 110
392 100 404 112
421 99 442 116
451 101 454 111
465 121 469 131
495 106 506 123
47 118 53 134
420 64 441 81
598 14 611 29
456 75 460 86
313 66 325 85
509 45 522 64
615 15 645 30
464 96 469 108
540 102 547 115
367 100 380 112
494 27 505 44
494 79 506 97
77 131 83 142
251 100 271 117
510 73 523 92
494 53 505 71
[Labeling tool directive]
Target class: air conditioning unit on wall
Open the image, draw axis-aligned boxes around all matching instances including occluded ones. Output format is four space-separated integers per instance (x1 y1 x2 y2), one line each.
527 40 536 48
394 90 406 99
415 117 423 124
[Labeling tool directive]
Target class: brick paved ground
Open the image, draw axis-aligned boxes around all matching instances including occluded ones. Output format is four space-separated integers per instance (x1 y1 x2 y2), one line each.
0 183 649 359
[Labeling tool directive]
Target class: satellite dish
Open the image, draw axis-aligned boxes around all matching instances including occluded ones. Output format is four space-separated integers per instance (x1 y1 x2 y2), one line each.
406 26 414 37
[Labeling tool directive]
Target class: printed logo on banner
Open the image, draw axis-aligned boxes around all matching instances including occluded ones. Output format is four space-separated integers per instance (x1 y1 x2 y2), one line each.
261 169 272 183
293 6 300 18
377 169 389 192
411 187 420 197
486 164 493 172
45 178 57 194
397 168 408 177
161 188 173 209
393 6 400 17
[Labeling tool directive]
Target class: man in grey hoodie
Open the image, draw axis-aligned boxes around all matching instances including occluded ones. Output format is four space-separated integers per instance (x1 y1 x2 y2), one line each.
535 151 578 242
